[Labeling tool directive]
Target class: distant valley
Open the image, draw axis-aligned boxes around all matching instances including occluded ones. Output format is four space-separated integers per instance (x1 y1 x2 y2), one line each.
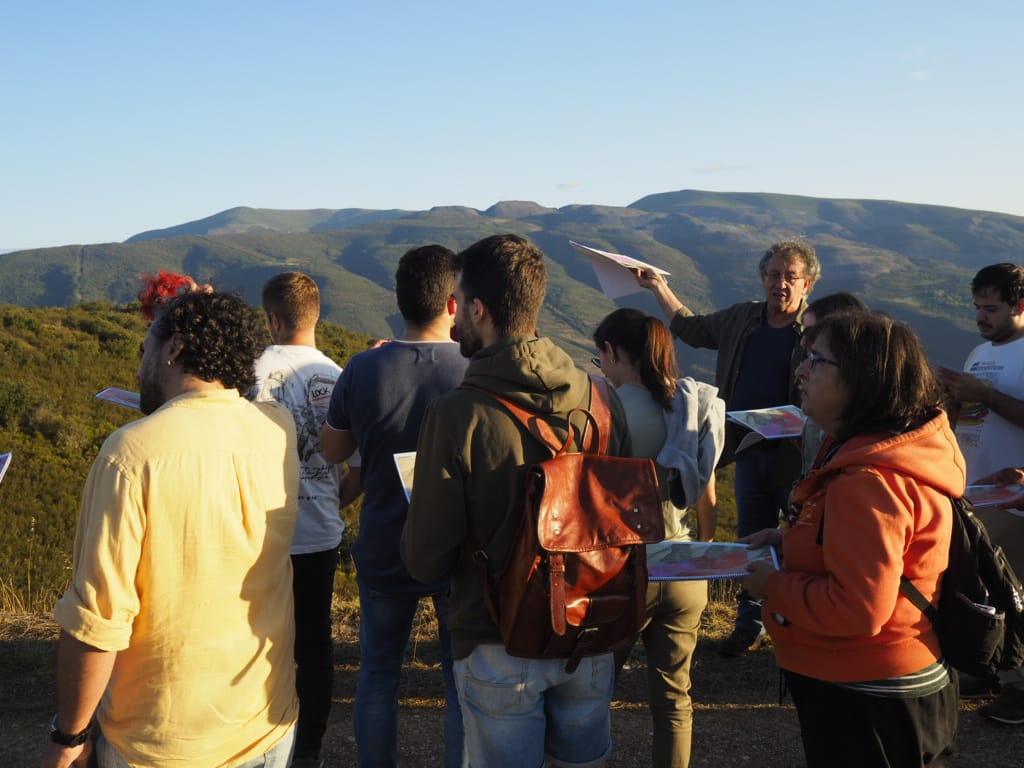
2 189 1022 375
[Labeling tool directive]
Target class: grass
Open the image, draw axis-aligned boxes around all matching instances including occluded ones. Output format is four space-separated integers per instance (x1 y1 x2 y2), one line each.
6 585 1022 768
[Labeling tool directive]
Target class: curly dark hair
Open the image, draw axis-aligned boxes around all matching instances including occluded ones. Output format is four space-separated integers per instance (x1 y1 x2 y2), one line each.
150 291 263 394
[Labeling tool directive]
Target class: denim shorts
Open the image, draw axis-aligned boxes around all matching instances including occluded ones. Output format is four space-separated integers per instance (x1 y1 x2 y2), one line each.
454 643 614 768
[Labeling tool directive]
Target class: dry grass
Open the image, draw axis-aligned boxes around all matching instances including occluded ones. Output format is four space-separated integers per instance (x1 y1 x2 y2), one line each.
5 590 1024 767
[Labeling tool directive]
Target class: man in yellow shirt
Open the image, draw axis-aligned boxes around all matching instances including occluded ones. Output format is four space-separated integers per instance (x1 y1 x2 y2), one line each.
42 291 300 768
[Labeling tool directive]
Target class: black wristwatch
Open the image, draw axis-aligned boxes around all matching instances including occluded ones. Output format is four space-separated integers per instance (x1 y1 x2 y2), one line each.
48 715 92 747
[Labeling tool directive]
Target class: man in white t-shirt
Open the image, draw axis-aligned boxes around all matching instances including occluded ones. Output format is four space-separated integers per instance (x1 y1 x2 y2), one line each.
253 272 357 767
939 263 1024 482
938 262 1024 725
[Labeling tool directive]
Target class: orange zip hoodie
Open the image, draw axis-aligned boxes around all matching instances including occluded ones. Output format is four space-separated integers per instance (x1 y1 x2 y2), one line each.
763 410 966 682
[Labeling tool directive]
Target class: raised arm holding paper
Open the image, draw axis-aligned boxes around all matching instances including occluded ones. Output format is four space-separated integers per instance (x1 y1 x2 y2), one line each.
635 241 818 658
569 240 670 299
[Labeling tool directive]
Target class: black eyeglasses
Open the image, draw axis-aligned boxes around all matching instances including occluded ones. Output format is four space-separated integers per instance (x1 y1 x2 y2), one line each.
591 355 601 369
807 352 839 369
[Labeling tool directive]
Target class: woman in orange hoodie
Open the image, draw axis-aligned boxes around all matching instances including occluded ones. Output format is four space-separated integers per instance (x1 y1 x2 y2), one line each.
744 311 963 767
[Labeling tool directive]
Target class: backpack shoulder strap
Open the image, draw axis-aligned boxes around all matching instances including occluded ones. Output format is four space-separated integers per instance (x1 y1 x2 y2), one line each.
586 375 612 455
900 575 939 622
458 382 563 455
461 378 609 457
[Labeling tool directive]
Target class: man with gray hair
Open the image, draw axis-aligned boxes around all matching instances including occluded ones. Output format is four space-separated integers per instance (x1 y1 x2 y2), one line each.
638 240 820 657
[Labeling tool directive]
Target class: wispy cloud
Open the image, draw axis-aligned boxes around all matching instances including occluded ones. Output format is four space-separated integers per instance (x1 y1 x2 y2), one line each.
897 47 927 61
691 164 751 174
910 69 930 80
556 180 585 190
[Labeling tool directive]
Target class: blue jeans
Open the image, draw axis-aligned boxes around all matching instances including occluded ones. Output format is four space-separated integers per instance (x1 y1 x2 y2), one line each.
355 580 463 768
94 725 295 767
454 644 614 768
733 443 791 636
292 547 340 759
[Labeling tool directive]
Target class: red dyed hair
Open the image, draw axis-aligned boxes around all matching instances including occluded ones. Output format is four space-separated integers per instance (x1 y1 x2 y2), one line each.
138 270 198 321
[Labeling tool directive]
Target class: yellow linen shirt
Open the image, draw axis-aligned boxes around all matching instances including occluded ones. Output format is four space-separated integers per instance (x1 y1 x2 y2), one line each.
55 389 300 767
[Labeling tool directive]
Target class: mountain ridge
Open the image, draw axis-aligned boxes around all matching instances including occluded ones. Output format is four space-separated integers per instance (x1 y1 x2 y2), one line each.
2 189 1019 372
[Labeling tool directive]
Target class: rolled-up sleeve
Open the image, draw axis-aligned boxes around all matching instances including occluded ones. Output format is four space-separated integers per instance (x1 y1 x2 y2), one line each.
55 453 144 652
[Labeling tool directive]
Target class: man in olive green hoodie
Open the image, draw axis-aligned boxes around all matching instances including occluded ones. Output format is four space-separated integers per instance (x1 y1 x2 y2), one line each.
401 234 632 768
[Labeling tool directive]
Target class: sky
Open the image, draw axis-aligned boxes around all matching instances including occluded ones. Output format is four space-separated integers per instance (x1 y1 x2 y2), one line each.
2 1 1022 250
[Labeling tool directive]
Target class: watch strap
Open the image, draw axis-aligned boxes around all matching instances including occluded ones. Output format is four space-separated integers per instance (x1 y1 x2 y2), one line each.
49 715 92 747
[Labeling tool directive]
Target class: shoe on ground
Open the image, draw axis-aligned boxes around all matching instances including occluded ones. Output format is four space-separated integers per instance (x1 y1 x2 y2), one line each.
958 672 1000 699
718 627 768 657
290 758 325 768
978 686 1024 725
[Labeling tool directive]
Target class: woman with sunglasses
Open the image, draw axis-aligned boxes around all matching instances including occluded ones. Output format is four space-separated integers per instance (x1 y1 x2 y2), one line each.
593 308 725 768
744 311 962 767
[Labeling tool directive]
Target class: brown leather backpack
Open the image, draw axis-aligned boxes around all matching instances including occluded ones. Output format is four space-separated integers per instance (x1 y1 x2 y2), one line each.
465 377 665 672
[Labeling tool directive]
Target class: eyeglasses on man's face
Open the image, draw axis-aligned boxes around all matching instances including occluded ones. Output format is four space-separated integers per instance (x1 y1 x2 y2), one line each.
591 355 602 369
763 271 807 285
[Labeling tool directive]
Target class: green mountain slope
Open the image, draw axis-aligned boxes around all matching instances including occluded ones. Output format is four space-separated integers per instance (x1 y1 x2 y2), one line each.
0 302 372 611
2 189 1020 370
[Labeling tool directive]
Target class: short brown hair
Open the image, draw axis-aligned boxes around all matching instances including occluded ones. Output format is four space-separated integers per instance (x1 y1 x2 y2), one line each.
806 312 942 440
261 272 320 332
456 234 546 337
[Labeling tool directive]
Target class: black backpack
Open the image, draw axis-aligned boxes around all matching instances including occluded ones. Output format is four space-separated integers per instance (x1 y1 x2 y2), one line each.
900 496 1024 677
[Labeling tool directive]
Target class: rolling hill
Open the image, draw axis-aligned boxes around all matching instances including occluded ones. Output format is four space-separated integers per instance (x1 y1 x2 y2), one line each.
2 189 1022 372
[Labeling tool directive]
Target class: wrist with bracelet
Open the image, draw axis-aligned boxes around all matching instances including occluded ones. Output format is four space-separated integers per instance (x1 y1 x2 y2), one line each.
49 714 92 747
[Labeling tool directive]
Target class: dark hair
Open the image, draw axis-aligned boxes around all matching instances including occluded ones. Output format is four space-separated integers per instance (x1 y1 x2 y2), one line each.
806 291 868 321
150 291 263 395
806 312 942 440
593 308 678 410
456 234 546 336
971 263 1024 306
261 271 320 331
758 240 821 285
395 245 457 326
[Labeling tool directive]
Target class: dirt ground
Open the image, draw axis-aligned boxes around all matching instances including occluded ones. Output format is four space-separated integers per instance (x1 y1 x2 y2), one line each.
3 604 1024 767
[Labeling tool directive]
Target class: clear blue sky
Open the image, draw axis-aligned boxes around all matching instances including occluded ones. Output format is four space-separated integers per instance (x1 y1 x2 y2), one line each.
2 1 1021 250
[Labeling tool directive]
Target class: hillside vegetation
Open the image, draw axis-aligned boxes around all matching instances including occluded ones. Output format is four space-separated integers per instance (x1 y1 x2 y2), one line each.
0 302 373 612
0 300 738 614
2 189 1021 371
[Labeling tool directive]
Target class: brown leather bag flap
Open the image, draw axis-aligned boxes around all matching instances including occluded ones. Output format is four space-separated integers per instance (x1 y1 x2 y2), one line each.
535 453 664 551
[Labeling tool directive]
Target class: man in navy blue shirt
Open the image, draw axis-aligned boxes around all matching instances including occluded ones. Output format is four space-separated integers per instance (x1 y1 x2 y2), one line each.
321 245 468 767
